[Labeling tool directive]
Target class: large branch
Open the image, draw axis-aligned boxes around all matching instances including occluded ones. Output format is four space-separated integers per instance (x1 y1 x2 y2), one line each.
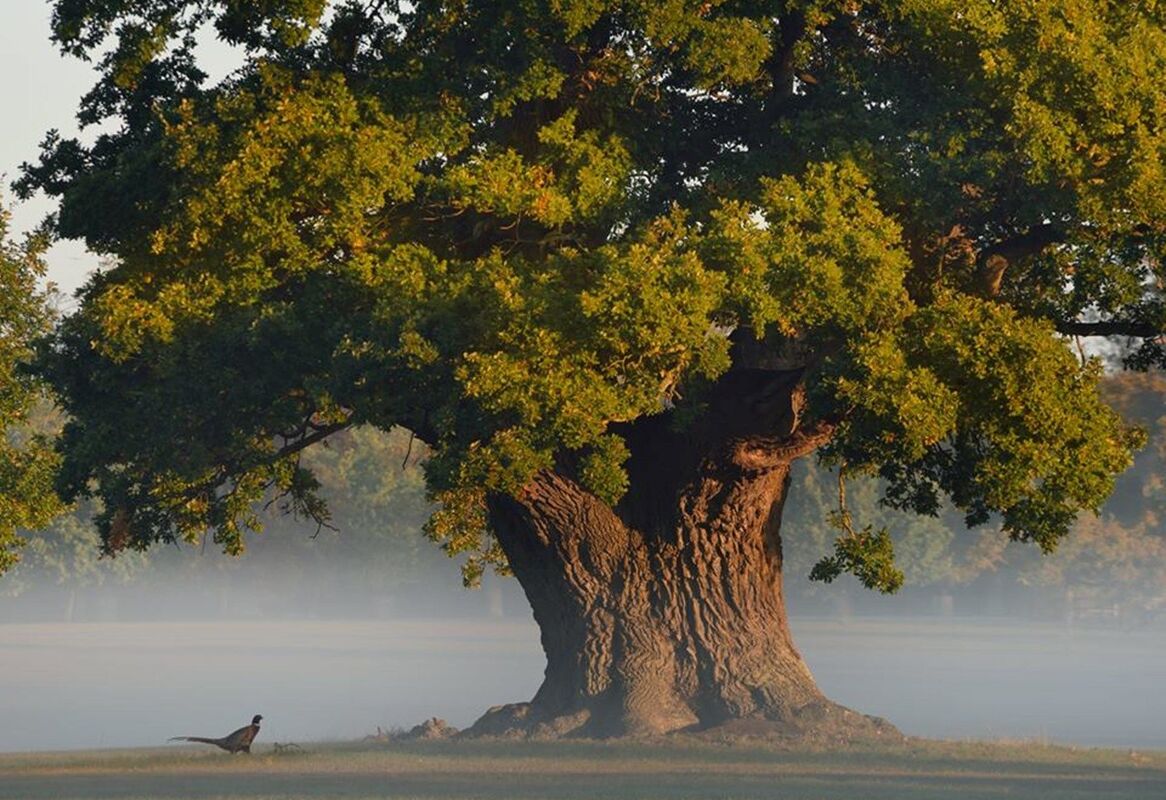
979 224 1066 297
271 419 352 461
767 11 808 100
731 418 837 472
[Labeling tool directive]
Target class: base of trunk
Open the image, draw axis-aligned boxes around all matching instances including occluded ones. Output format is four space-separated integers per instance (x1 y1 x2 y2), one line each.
471 372 901 745
464 698 899 744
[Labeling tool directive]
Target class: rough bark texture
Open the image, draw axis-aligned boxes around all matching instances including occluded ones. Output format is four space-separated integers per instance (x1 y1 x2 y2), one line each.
468 368 897 741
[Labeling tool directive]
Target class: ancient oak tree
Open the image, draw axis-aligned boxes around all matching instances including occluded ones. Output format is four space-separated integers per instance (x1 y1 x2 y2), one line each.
19 1 1165 737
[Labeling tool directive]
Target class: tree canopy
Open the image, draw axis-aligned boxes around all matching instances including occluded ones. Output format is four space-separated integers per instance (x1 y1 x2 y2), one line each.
16 0 1163 587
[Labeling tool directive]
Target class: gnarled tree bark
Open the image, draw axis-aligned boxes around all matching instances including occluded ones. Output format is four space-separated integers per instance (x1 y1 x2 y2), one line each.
468 369 896 740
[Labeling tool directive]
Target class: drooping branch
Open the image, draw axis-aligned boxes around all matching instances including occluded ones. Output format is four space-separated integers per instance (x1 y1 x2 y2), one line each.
187 417 354 509
1055 319 1163 338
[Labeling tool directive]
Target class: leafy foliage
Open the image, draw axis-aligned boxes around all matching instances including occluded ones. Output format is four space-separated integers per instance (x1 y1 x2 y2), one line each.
809 525 903 593
17 0 1162 587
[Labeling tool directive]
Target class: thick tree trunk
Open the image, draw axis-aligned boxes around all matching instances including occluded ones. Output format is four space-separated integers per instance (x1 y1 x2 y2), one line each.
468 369 896 740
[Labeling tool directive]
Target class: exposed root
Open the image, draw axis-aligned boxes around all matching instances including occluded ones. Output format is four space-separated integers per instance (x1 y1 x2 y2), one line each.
464 703 592 739
400 717 459 741
461 699 901 744
693 701 902 746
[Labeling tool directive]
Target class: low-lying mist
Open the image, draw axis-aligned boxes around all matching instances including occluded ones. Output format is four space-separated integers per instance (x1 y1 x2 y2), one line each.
4 561 1166 754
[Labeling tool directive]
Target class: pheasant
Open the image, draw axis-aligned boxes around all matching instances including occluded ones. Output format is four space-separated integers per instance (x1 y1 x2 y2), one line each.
169 714 263 753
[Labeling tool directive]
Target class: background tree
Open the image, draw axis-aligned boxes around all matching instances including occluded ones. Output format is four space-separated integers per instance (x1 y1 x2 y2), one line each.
2 425 455 620
0 209 61 572
17 0 1165 737
1014 371 1166 623
3 502 149 621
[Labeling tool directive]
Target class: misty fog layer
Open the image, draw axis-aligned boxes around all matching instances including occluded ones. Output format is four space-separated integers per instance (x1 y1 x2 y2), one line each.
4 593 1166 753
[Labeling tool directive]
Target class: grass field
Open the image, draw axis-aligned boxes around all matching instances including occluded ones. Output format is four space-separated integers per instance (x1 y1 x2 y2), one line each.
2 737 1165 799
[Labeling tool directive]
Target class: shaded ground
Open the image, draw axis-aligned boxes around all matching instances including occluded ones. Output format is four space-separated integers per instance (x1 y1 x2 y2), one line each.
2 739 1165 799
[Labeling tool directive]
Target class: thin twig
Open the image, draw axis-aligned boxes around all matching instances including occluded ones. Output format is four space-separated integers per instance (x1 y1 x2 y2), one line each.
402 429 416 470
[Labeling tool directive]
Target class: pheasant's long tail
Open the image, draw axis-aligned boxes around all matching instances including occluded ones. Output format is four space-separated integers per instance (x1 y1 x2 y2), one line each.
169 736 222 745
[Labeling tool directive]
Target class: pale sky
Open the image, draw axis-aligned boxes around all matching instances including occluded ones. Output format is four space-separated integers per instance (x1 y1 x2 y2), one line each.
1 1 101 297
2 1 240 298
